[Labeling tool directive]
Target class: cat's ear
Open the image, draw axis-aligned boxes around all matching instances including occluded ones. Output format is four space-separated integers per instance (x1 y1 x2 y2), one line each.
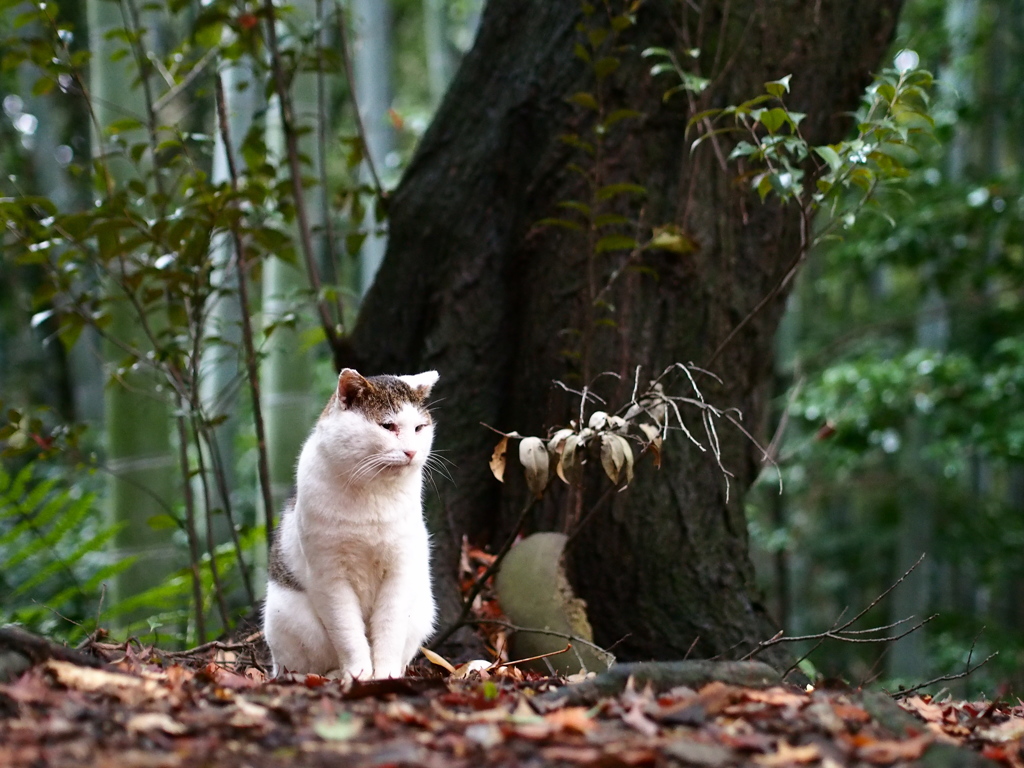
399 370 439 400
337 368 370 409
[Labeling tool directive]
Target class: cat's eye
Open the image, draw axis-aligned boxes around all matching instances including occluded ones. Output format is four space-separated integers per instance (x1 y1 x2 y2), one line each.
380 422 398 433
415 424 427 433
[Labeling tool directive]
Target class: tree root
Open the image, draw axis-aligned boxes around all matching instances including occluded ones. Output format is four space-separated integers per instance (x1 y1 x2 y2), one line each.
0 626 102 683
532 659 780 711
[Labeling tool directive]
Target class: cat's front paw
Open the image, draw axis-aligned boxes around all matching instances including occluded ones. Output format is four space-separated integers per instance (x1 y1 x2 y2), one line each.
326 662 374 681
342 660 374 682
373 663 407 680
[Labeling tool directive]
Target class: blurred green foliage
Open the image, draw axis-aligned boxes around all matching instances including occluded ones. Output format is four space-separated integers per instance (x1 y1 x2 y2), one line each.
749 0 1024 695
0 0 480 645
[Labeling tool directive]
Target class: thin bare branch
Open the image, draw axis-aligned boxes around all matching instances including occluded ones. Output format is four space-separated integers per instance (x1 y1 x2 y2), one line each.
173 412 207 644
152 46 218 112
741 555 931 672
261 0 345 360
465 619 611 659
429 497 538 650
333 0 386 200
892 651 999 699
214 72 277 546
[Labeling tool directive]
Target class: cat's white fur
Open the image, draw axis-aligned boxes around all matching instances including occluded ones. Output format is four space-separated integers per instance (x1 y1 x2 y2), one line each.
263 369 439 679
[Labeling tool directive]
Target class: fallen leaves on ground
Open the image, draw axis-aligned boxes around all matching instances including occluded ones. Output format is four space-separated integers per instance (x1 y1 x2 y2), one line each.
1 644 1022 768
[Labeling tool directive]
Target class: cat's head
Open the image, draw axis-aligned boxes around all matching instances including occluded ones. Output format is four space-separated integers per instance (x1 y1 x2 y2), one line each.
316 368 439 484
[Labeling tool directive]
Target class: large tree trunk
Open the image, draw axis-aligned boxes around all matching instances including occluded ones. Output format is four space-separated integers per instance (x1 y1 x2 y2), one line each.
351 0 902 665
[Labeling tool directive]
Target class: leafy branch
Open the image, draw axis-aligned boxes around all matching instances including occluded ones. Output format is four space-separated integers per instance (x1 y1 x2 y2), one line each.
488 363 778 511
642 48 935 366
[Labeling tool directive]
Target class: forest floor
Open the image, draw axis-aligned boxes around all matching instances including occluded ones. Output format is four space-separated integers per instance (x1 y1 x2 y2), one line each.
1 631 1022 768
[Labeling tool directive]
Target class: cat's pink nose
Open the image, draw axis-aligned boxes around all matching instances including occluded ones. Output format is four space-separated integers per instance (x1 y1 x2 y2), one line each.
404 450 417 460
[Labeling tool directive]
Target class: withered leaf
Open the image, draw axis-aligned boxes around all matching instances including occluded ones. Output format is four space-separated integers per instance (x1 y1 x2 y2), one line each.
126 712 187 736
489 435 509 483
544 706 597 734
649 224 696 254
519 436 550 499
600 433 634 485
540 746 602 764
638 422 663 468
44 660 163 704
557 434 584 484
664 738 735 767
753 741 821 766
314 713 362 741
420 647 456 674
547 428 575 456
856 733 932 764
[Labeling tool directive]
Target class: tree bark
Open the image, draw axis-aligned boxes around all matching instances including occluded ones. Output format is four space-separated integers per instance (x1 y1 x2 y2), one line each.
351 0 903 665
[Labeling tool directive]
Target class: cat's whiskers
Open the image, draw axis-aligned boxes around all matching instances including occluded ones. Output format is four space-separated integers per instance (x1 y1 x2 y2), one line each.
427 450 457 470
424 454 455 486
345 454 393 488
427 475 443 500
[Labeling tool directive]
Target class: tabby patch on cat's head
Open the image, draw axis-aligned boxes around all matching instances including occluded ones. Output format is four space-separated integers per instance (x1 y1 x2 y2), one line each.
325 368 438 423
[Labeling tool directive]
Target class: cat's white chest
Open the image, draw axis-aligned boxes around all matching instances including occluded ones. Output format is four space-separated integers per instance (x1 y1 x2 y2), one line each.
300 509 422 607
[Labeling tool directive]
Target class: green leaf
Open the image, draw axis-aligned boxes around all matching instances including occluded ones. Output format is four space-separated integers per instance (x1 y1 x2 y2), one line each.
876 83 896 104
587 27 607 49
148 513 180 531
595 234 637 252
734 94 774 112
610 14 633 31
690 127 734 154
813 145 842 173
641 47 672 59
764 75 792 98
849 166 875 191
593 56 620 80
559 133 595 156
32 77 55 96
648 225 695 254
681 73 711 93
19 196 57 217
536 217 584 232
107 117 144 135
758 108 790 134
557 200 591 217
728 141 759 161
194 18 225 49
568 91 599 111
594 213 630 228
596 183 646 201
686 108 723 131
603 109 642 130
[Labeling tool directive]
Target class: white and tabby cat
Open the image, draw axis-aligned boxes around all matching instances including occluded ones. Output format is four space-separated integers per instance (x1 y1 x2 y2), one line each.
263 368 439 679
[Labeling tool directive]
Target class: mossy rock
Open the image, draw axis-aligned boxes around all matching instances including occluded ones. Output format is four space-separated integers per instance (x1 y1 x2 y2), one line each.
495 532 614 675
